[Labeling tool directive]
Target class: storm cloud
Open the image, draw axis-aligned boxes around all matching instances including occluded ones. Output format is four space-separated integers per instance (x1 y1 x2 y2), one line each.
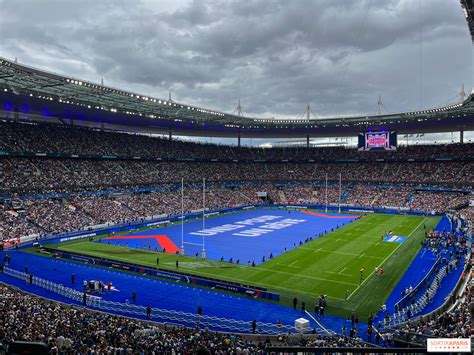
0 0 471 120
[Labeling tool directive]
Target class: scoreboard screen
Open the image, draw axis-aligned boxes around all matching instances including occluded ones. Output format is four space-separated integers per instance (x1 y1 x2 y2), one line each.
358 131 397 151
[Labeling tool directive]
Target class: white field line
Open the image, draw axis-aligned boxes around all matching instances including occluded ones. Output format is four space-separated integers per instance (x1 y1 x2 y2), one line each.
60 246 355 297
299 247 384 259
279 263 301 269
305 310 333 335
257 267 359 287
57 254 348 300
347 217 427 301
326 270 352 277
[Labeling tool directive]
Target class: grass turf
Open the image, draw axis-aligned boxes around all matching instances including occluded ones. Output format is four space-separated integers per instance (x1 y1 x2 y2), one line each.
44 211 440 319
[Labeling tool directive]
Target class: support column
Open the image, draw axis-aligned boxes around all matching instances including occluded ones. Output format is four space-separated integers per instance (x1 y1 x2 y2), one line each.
238 129 241 147
169 128 172 141
460 128 464 144
306 134 310 148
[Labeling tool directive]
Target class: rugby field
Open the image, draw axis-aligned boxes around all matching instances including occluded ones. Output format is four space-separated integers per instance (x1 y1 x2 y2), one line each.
47 211 439 318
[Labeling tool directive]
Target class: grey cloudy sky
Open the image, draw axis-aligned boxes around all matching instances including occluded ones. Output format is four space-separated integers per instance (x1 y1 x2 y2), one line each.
0 0 472 124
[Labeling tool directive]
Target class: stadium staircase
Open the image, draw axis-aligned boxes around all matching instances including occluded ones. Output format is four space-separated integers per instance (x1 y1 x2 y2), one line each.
385 258 457 328
77 206 96 220
394 164 402 177
457 163 468 178
340 191 349 203
118 200 136 213
236 189 255 204
404 193 415 207
278 190 287 204
56 159 71 172
371 196 378 206
25 217 48 233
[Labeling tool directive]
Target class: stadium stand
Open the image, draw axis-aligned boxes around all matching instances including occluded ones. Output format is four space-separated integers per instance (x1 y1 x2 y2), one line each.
0 284 372 353
0 121 473 242
1 0 474 350
2 121 474 163
408 191 471 213
0 111 473 353
386 272 472 347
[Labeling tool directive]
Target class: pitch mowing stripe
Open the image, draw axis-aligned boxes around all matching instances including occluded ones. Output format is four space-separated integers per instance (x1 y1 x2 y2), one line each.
54 213 433 308
59 244 358 293
339 266 348 274
34 255 348 302
255 267 359 286
325 271 352 277
58 244 350 300
299 248 385 259
346 217 426 301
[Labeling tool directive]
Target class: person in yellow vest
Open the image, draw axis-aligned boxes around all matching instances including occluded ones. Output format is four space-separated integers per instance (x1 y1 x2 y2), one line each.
359 267 365 283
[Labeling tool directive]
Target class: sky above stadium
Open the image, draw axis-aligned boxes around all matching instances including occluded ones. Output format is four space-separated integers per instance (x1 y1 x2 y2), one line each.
0 0 473 144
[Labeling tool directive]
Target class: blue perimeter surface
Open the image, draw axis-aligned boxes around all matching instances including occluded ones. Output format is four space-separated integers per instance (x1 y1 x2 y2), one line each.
0 212 462 341
102 208 359 263
12 210 467 340
1 250 367 336
374 216 466 326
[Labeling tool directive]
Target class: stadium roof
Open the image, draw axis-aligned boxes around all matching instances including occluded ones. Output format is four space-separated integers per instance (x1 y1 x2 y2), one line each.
1 56 473 138
461 0 474 42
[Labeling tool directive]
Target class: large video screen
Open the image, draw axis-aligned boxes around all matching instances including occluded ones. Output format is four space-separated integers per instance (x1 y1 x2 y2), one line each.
358 131 397 151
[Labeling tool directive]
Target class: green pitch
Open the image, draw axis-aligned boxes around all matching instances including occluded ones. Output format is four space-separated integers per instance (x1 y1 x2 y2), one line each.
47 212 439 318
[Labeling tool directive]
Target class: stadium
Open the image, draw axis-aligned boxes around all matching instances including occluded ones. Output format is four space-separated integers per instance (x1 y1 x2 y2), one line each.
0 1 473 354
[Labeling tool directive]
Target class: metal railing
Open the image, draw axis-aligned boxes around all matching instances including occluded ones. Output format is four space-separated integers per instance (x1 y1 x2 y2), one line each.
3 266 320 335
384 255 469 329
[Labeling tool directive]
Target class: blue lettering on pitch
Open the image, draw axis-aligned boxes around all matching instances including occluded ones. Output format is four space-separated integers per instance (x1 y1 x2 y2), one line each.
109 208 359 263
384 235 407 244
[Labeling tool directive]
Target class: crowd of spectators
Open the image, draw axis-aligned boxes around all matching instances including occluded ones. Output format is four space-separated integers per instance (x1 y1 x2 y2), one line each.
0 284 370 354
374 188 413 208
408 191 470 213
0 186 268 241
391 273 472 346
343 185 378 207
385 207 473 347
0 209 40 241
2 158 473 196
22 199 96 234
1 184 470 242
343 186 414 209
1 120 473 242
1 121 473 352
459 207 474 229
2 120 474 162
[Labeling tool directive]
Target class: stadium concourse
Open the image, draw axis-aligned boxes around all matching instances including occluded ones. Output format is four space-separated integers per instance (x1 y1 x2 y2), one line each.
0 120 473 353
